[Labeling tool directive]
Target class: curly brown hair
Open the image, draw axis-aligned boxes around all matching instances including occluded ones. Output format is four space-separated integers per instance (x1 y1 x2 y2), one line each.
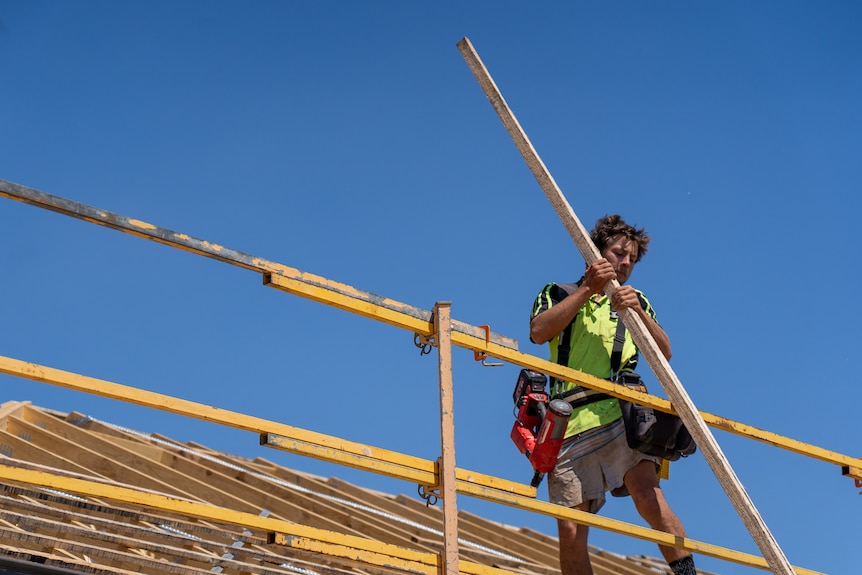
589 214 650 262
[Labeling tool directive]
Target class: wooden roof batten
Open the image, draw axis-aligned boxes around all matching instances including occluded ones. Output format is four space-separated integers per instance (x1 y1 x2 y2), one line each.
0 401 703 575
0 346 835 574
0 37 852 575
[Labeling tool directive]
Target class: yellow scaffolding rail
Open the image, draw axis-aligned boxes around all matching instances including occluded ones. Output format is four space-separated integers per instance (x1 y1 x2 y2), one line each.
0 178 856 477
0 359 826 575
0 176 853 575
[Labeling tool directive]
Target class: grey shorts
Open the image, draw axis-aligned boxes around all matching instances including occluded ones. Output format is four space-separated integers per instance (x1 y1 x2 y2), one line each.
548 418 658 513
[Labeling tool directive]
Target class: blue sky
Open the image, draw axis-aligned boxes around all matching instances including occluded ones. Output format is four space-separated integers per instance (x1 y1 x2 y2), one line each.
2 3 860 574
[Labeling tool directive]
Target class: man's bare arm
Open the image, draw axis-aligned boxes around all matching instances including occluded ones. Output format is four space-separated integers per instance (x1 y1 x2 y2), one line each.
530 260 617 344
611 285 672 360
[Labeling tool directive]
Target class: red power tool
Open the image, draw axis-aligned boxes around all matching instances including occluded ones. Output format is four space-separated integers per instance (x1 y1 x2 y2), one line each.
510 369 573 487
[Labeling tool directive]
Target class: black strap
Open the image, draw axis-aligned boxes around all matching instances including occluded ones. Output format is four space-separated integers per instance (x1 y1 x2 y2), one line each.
610 312 627 379
552 324 572 395
555 386 611 409
558 303 643 408
549 280 581 397
551 278 611 407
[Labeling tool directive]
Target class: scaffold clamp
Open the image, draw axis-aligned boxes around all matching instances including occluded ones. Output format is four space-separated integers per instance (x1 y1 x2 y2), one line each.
473 325 503 367
841 461 862 492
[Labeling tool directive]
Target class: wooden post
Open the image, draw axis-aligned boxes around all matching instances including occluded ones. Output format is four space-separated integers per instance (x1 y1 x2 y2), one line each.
457 36 797 575
434 302 459 575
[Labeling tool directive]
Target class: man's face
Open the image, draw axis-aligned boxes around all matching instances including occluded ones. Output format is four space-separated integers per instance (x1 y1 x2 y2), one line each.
602 235 639 284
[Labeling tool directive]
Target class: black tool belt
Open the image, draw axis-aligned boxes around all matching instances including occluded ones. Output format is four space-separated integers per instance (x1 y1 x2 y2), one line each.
553 386 611 410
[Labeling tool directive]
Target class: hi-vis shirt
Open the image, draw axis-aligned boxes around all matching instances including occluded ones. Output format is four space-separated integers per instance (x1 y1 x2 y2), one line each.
530 280 657 438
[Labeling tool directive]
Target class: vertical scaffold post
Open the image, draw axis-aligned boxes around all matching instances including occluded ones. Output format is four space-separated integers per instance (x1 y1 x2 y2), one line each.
433 301 459 575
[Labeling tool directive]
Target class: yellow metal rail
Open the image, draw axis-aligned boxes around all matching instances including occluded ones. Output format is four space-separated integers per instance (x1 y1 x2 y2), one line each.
0 178 854 477
0 354 533 498
265 268 861 475
0 177 853 574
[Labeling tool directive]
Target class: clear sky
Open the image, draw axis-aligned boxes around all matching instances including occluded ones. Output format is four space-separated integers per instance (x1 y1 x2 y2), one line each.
1 3 860 574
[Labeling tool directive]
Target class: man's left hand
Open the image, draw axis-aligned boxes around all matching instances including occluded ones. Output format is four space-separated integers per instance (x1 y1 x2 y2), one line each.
610 285 639 311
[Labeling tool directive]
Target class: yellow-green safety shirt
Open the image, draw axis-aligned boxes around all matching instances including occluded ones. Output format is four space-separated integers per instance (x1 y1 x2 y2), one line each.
530 280 657 438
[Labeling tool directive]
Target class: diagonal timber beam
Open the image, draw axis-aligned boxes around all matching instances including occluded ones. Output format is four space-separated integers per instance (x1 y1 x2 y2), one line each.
457 36 797 575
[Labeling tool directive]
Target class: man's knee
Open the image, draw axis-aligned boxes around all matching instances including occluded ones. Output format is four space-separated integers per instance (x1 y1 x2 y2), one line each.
626 462 659 496
558 518 583 535
626 462 672 522
557 502 592 544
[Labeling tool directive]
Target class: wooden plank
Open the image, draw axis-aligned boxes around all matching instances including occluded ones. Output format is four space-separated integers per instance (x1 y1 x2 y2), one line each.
5 416 256 513
0 524 253 575
0 497 206 551
456 512 558 567
0 400 30 421
56 411 427 550
456 36 797 575
0 505 373 575
408 532 549 575
1 435 825 574
269 532 520 575
314 477 505 557
0 463 519 575
434 302 460 575
152 444 396 542
0 429 98 477
0 547 144 575
0 483 261 548
0 487 438 575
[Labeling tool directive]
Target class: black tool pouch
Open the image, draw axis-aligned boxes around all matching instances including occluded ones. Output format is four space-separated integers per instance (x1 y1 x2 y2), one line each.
617 372 696 461
609 317 696 462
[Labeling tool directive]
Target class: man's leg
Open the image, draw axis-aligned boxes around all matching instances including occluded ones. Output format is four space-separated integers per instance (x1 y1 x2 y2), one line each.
624 460 696 573
557 500 594 575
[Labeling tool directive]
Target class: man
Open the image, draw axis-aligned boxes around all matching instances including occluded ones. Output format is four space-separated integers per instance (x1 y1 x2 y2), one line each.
529 214 696 575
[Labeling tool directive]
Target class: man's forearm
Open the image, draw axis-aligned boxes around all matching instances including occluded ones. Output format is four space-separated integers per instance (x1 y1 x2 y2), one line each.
530 284 592 344
635 306 672 360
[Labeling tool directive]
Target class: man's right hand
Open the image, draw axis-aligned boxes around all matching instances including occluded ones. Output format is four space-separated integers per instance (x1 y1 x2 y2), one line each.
583 259 617 294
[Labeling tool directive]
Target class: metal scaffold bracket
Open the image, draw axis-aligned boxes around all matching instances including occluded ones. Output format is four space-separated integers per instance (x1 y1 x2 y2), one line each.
473 325 504 367
841 463 862 489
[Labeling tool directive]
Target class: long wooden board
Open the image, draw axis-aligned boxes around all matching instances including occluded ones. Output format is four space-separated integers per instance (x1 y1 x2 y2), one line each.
456 36 797 575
